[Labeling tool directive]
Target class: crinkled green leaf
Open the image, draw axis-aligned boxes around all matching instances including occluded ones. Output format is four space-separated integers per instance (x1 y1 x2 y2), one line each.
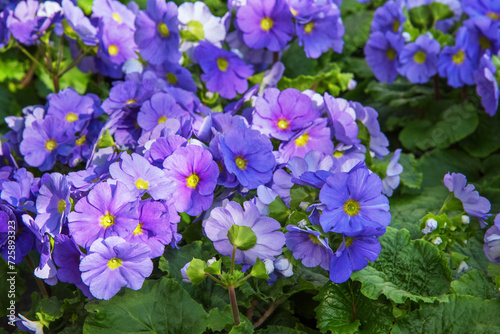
399 103 479 151
366 78 434 108
392 295 500 333
84 278 208 334
351 228 452 304
450 230 490 277
398 153 423 191
342 10 373 55
460 112 500 158
314 281 395 334
451 270 499 299
207 305 235 332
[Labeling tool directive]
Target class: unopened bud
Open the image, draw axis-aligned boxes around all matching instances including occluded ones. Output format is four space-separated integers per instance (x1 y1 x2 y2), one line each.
432 237 443 245
422 218 438 234
462 215 470 225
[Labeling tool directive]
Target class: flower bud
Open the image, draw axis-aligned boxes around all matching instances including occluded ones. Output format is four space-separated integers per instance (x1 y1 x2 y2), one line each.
422 218 437 234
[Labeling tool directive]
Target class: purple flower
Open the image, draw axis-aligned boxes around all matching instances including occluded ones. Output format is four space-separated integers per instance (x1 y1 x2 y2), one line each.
285 225 332 270
194 41 253 99
296 4 344 58
219 124 276 189
46 87 100 133
278 118 333 164
0 10 10 49
398 34 440 84
236 0 294 52
80 236 153 299
286 0 333 23
134 0 181 65
329 235 381 283
443 172 491 227
6 0 49 45
204 200 285 265
484 214 500 263
465 17 500 58
34 173 70 235
125 199 178 258
92 0 135 30
62 0 98 45
252 88 319 141
144 135 187 167
99 20 138 65
20 116 72 171
364 31 404 84
146 61 197 92
1 168 36 212
462 0 500 21
0 205 35 264
163 145 219 216
371 0 405 33
109 152 171 200
319 167 391 236
474 52 499 116
324 94 359 147
68 181 139 249
351 102 389 159
438 27 475 88
381 149 403 197
137 91 190 132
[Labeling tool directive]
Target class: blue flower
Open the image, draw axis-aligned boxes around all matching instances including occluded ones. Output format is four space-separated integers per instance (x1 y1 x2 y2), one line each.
398 34 440 84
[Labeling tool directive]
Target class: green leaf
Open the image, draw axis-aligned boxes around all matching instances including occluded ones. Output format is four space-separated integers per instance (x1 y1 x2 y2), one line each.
408 5 434 30
180 20 205 42
229 316 254 334
250 258 270 280
399 153 423 191
392 295 500 333
84 278 208 334
451 270 499 299
429 2 455 21
366 78 434 108
399 103 479 151
256 326 308 334
351 228 452 304
269 196 291 225
460 112 500 158
96 129 115 149
314 281 394 334
228 225 258 251
450 230 491 277
342 10 373 55
207 305 235 332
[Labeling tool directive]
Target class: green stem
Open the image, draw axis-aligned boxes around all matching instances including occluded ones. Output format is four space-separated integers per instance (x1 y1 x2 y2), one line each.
58 49 89 78
16 44 49 73
205 273 225 286
228 286 241 326
25 255 49 298
234 273 252 287
438 193 454 215
56 34 65 73
231 244 237 275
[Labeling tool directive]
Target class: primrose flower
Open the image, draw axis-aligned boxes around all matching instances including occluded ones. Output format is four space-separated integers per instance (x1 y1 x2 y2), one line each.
34 173 71 235
1 168 36 212
324 94 359 147
68 181 139 249
92 0 136 30
474 52 499 116
398 34 440 84
147 61 197 92
194 41 254 99
62 0 98 45
236 0 295 52
0 205 35 264
204 200 285 265
364 31 404 84
484 214 500 264
137 91 189 132
319 167 391 236
80 236 153 300
285 225 332 270
99 20 138 66
252 87 319 141
134 0 181 64
371 0 405 33
381 149 403 197
443 172 491 227
163 145 219 216
219 124 276 189
438 27 475 88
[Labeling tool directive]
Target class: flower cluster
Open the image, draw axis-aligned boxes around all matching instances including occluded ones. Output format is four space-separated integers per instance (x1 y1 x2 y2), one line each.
364 0 500 116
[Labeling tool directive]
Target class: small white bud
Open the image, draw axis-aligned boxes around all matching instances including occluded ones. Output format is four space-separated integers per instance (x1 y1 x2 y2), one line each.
280 265 294 277
263 259 275 275
422 218 438 234
402 32 411 42
347 79 357 91
457 261 468 273
462 215 470 225
297 219 308 228
206 257 217 267
274 256 291 271
432 237 443 245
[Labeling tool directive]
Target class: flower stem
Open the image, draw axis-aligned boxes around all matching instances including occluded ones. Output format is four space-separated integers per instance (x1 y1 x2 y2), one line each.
253 301 279 329
438 193 453 215
16 44 49 73
228 285 241 326
433 75 440 101
231 244 236 275
25 255 49 298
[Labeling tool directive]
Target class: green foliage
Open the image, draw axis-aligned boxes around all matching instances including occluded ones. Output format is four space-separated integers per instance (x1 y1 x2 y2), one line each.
392 295 500 333
251 258 270 280
460 112 500 158
314 281 394 334
351 228 452 304
398 153 423 192
84 278 208 334
451 270 499 299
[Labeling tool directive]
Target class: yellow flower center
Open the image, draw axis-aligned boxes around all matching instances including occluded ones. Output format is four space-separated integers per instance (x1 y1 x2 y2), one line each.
135 178 149 190
333 151 343 158
112 12 122 23
65 112 78 122
44 139 57 152
186 173 200 189
158 23 170 37
57 199 66 214
480 36 491 50
487 12 500 20
452 50 465 65
107 258 122 270
133 223 144 236
125 99 136 105
343 199 361 217
309 234 323 245
158 115 167 124
166 72 178 84
277 118 290 130
235 155 248 170
413 51 426 64
108 44 119 56
392 20 400 33
75 135 86 146
386 48 396 61
304 22 314 34
294 133 309 147
345 236 354 247
290 7 298 16
260 17 274 31
217 57 229 72
99 211 115 228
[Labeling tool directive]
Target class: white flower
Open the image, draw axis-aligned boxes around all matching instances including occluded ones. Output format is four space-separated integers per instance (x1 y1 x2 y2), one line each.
461 215 470 225
432 237 443 245
457 261 468 273
422 218 438 234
